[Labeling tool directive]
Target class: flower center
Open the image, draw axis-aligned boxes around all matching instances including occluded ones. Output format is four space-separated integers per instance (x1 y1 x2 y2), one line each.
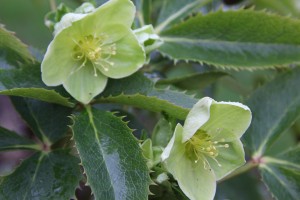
185 129 229 170
72 34 116 76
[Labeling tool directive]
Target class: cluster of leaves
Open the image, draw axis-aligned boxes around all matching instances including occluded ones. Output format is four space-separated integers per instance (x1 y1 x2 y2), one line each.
0 0 300 199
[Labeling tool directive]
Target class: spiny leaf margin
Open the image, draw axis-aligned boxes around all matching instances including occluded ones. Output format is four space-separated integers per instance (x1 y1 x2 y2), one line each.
159 9 300 69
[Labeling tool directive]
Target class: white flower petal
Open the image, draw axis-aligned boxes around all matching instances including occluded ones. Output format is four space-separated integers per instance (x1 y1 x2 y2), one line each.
182 97 213 142
161 124 183 161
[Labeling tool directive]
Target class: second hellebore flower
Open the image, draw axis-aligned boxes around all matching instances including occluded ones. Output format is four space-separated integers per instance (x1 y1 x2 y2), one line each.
161 97 252 200
41 0 145 104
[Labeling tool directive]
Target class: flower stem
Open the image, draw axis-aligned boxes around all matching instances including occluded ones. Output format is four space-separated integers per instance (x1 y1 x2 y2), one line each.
49 0 56 11
218 161 258 183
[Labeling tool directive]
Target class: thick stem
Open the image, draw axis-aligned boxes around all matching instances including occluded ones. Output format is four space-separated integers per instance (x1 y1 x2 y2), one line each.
218 161 258 183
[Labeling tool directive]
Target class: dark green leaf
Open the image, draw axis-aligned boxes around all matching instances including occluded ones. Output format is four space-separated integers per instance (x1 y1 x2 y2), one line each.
113 110 148 138
259 145 300 200
216 173 263 200
159 10 300 68
72 107 150 200
243 67 300 156
0 64 74 107
156 71 228 90
10 97 73 144
155 0 211 32
0 150 82 200
151 117 173 147
94 0 108 6
97 72 198 120
0 126 39 151
134 0 152 26
0 25 34 64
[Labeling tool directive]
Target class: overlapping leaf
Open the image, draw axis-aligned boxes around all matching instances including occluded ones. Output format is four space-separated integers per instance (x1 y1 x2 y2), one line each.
10 97 72 144
0 64 74 107
155 0 211 33
97 72 198 120
156 71 228 90
251 0 300 17
243 67 300 156
72 107 150 200
0 126 39 151
159 10 300 68
0 150 82 200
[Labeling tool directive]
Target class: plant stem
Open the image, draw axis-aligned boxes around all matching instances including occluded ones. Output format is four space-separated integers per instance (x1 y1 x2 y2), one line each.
218 161 258 183
49 0 56 11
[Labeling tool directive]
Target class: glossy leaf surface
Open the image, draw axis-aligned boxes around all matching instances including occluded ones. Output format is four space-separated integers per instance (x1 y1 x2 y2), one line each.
72 107 149 200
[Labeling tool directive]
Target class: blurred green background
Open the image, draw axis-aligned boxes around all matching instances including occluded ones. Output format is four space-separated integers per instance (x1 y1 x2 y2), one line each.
0 0 80 50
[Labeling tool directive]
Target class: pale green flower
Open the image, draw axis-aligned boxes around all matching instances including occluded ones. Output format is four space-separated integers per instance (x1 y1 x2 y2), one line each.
41 0 145 104
161 97 252 200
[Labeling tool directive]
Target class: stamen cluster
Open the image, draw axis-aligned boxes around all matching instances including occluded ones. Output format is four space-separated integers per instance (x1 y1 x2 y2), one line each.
72 34 117 76
186 129 229 169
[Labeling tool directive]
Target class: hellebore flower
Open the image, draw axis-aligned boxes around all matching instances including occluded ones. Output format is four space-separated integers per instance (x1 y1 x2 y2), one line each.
161 97 252 200
41 0 145 104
